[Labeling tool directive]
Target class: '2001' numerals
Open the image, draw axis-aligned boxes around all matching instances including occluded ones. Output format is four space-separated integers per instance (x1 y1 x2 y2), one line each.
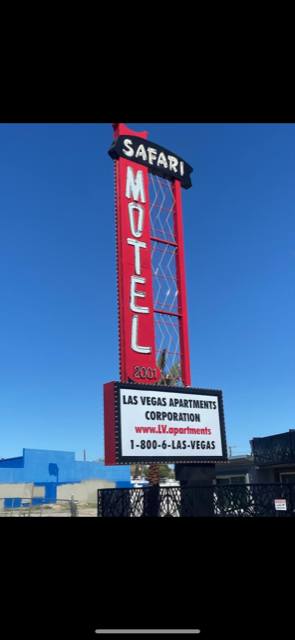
133 366 157 380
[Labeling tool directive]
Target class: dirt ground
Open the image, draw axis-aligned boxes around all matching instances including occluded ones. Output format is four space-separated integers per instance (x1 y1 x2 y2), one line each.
32 507 97 517
1 503 98 517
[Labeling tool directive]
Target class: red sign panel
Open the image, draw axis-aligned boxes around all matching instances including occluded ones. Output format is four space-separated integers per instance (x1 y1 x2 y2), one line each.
112 123 161 384
108 121 194 384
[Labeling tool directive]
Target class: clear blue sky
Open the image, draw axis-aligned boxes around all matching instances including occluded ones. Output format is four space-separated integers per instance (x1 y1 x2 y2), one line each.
0 123 294 460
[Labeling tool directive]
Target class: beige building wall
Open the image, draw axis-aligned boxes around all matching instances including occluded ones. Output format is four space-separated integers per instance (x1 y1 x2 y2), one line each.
0 483 45 499
57 479 115 502
0 480 115 508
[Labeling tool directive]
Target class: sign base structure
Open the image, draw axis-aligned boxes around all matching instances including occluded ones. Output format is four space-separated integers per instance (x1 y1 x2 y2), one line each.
104 381 228 466
175 463 217 486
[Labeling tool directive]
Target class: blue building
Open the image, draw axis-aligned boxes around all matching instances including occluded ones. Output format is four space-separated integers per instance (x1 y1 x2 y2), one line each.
0 448 132 507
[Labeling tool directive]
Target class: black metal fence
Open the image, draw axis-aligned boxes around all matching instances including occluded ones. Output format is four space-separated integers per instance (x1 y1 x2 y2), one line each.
97 483 295 517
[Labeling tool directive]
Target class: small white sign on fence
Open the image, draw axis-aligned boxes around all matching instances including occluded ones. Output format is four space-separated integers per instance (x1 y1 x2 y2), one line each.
274 499 287 511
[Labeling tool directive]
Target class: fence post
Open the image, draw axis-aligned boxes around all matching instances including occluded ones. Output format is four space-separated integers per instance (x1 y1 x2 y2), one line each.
146 485 160 517
70 494 78 517
289 484 295 517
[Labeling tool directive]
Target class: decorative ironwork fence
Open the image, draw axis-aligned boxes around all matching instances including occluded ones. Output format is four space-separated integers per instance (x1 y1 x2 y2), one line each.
97 483 295 517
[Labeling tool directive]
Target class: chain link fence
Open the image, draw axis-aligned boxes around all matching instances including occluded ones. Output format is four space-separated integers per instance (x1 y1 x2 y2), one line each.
0 496 85 517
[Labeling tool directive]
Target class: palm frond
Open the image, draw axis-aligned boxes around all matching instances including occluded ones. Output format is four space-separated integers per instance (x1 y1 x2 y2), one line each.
157 357 181 387
157 349 167 373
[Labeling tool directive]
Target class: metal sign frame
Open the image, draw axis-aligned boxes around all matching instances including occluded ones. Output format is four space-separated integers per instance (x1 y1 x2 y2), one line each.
104 381 227 465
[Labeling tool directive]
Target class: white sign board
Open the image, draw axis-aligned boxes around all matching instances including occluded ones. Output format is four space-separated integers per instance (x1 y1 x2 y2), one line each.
274 499 287 511
119 386 225 461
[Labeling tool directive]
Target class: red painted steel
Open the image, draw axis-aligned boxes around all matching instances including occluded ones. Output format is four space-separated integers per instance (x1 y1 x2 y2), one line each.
113 124 161 384
103 381 116 465
173 179 191 386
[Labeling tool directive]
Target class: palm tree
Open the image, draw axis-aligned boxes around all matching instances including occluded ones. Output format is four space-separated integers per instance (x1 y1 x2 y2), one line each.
148 351 181 487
